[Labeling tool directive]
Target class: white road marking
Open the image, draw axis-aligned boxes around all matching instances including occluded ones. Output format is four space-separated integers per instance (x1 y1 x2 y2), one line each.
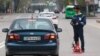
0 41 5 46
0 44 5 48
0 41 5 48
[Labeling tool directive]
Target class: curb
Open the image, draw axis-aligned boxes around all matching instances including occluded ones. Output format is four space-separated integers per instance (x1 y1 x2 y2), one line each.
87 17 100 19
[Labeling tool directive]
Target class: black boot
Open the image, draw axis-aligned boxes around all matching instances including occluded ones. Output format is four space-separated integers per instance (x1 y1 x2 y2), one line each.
81 48 85 53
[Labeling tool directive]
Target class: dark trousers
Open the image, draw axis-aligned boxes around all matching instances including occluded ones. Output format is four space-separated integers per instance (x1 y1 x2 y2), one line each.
73 26 85 50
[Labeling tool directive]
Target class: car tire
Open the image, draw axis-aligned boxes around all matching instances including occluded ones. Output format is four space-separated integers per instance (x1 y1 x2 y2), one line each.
6 54 13 56
51 50 59 56
51 54 58 56
35 54 46 56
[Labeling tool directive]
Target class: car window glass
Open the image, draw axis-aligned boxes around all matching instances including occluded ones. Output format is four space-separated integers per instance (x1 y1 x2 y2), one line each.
35 21 51 29
12 20 53 30
67 8 73 11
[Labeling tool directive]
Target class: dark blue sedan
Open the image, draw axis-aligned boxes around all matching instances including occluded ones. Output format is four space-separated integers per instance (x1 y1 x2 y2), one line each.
2 18 62 56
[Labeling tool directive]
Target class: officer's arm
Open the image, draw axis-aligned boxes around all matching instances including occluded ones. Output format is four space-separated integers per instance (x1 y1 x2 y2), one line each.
70 19 74 25
83 16 86 25
81 16 86 25
70 17 75 26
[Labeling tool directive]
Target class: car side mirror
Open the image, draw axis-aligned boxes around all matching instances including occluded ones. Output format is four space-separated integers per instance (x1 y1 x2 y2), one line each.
57 28 62 32
2 28 9 33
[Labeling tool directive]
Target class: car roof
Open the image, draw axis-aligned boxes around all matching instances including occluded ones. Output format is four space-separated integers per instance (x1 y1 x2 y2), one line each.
66 5 74 8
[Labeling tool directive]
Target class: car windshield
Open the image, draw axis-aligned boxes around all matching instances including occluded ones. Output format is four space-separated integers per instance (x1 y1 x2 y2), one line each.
67 8 74 11
11 19 54 30
39 13 54 17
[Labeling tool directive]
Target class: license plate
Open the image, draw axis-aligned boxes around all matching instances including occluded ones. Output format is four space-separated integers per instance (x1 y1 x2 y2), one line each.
24 37 41 41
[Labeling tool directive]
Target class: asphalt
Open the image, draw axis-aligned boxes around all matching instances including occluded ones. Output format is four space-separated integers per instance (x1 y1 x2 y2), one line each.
87 13 100 23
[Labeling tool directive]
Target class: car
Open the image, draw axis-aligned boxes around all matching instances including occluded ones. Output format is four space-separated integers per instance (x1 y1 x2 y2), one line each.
34 10 39 13
37 12 58 29
65 5 76 19
54 7 60 14
2 18 62 56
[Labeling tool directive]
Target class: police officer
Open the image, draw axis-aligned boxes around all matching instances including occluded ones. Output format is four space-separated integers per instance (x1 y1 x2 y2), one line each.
70 6 86 52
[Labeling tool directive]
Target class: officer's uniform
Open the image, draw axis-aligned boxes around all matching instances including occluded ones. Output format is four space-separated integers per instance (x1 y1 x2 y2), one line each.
70 12 86 51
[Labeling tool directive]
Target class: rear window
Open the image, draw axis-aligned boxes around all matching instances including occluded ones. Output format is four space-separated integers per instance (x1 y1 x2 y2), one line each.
11 19 54 30
66 8 74 11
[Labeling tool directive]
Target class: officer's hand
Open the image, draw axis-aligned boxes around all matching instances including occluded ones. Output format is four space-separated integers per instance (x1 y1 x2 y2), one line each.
80 22 84 25
70 22 74 25
76 22 79 25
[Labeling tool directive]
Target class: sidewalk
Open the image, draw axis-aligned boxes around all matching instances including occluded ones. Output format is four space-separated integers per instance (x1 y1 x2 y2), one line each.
0 13 13 20
0 13 6 15
87 13 100 19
